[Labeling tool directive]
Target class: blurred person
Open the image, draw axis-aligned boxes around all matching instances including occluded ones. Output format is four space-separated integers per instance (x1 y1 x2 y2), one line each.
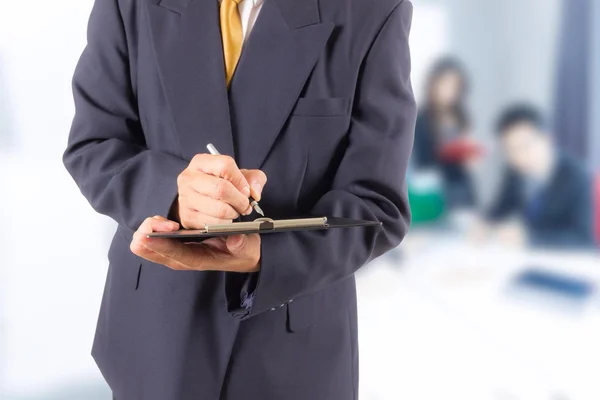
413 57 481 209
62 0 416 399
480 104 594 248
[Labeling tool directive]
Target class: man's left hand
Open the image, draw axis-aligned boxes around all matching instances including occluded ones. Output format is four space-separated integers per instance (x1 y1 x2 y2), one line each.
130 216 261 272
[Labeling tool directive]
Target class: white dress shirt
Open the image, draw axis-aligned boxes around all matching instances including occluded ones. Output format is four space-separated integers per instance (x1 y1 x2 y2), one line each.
219 0 264 43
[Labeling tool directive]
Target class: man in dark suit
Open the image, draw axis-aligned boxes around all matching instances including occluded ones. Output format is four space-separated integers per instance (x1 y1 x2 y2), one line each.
483 104 594 248
63 0 416 398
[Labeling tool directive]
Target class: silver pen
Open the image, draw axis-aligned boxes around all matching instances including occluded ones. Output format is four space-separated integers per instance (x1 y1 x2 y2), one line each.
206 143 265 217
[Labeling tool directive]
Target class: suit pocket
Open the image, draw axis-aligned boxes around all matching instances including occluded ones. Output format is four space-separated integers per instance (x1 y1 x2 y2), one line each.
286 282 351 332
286 291 323 332
291 97 350 117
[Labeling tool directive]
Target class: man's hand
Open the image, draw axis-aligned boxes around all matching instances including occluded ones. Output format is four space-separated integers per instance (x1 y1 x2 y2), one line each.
130 216 261 272
172 154 267 229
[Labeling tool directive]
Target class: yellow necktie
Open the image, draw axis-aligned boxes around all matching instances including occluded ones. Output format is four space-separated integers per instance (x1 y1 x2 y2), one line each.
220 0 243 86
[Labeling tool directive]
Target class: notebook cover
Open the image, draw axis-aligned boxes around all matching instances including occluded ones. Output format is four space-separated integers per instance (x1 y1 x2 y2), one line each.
147 217 382 242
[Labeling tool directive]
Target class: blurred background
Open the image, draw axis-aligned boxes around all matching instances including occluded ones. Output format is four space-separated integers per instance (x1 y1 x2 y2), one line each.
1 0 600 399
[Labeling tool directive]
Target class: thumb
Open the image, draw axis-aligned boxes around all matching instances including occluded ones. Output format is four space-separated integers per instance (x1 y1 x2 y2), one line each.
226 235 247 253
241 169 267 201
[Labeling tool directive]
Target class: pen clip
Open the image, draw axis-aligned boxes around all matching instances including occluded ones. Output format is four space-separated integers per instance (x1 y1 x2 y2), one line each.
255 218 275 231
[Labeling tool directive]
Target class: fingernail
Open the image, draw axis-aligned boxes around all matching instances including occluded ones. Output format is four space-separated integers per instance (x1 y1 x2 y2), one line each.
244 205 253 215
242 186 251 197
251 183 263 200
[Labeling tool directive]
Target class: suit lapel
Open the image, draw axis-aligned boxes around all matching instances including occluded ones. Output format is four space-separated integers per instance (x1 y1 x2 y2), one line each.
227 0 335 169
146 0 235 160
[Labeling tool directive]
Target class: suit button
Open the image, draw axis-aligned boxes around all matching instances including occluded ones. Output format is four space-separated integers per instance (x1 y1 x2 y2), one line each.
289 299 294 303
270 307 276 311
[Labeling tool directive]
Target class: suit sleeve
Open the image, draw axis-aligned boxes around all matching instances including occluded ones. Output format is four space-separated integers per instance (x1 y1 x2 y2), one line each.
228 1 416 318
63 0 187 231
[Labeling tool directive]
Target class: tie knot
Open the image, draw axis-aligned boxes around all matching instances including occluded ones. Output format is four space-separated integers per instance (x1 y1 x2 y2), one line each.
230 0 242 4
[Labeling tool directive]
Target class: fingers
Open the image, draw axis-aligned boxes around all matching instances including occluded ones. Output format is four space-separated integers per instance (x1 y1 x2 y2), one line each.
178 209 232 229
225 234 261 272
131 216 211 270
191 154 251 197
185 173 251 215
131 218 261 273
225 233 261 258
179 191 241 220
178 190 236 229
131 238 189 271
131 217 184 268
177 156 266 230
225 235 247 253
241 169 268 201
136 216 179 234
201 237 229 252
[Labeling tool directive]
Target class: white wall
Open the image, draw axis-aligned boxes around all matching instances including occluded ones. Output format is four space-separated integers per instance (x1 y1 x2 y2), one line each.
1 0 115 396
409 3 449 104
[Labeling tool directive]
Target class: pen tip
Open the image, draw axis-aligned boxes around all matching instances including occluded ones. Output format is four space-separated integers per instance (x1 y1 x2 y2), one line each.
255 205 265 217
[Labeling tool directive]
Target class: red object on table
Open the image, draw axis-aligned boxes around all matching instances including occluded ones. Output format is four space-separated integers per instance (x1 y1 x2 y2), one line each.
438 138 485 163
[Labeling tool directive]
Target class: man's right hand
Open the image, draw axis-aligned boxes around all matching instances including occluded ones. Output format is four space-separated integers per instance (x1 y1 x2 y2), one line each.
171 154 267 229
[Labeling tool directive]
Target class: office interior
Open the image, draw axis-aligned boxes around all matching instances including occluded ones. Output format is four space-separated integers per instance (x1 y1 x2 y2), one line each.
1 0 599 399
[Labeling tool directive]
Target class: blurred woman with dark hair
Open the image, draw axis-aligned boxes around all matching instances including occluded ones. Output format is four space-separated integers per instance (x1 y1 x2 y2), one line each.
413 57 480 209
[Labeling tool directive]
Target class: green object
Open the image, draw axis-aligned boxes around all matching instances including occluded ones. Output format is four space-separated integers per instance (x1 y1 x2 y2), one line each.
408 172 446 224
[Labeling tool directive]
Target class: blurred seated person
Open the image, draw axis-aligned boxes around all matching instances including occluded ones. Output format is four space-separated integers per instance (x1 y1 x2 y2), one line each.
413 57 482 210
480 104 594 248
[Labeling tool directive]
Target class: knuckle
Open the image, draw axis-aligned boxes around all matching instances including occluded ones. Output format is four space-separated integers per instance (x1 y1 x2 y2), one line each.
177 172 193 190
130 240 147 257
182 211 204 230
215 203 232 219
222 155 235 166
214 179 229 198
191 153 205 166
219 156 236 172
140 218 153 230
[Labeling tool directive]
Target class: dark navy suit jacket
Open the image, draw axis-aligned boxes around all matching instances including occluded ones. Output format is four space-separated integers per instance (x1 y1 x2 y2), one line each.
488 154 594 249
63 0 416 398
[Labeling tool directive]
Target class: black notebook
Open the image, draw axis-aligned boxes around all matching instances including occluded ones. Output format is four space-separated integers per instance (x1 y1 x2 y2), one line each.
147 217 382 242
